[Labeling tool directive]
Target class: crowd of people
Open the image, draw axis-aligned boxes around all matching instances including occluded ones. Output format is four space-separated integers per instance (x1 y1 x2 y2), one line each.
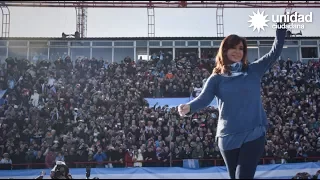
0 52 319 170
292 170 320 179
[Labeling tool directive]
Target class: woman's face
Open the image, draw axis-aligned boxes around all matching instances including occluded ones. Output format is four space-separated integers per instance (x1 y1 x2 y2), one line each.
226 41 244 63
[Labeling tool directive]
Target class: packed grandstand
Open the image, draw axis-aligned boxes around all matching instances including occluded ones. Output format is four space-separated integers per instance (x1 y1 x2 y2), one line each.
0 43 319 172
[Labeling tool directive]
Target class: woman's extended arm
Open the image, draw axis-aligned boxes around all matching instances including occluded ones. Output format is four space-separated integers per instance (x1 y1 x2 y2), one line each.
250 27 287 77
186 74 218 114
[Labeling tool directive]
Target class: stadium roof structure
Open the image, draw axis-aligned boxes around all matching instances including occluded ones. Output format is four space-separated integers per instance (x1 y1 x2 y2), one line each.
0 36 319 41
1 1 320 38
2 1 320 8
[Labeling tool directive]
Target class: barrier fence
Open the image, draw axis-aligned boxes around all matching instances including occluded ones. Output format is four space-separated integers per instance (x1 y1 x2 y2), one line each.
0 162 320 179
1 156 320 170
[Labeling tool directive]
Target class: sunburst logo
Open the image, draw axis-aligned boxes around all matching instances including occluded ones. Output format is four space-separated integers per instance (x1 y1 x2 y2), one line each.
248 10 270 33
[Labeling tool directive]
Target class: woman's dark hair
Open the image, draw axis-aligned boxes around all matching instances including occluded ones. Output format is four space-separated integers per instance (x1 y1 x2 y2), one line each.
213 34 249 75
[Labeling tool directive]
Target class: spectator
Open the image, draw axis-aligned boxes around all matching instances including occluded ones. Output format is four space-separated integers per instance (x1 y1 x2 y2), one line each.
45 148 56 168
11 149 24 169
133 149 143 167
65 148 77 168
192 145 204 159
172 147 183 167
25 148 35 168
191 83 202 100
141 146 151 167
93 147 107 168
55 152 65 162
124 149 134 167
108 146 123 168
0 153 12 164
165 71 174 79
34 151 45 169
0 153 12 170
159 146 170 167
30 90 39 107
183 146 192 159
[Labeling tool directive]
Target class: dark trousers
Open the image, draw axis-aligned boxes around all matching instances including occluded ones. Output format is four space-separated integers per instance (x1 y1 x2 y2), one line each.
220 135 265 179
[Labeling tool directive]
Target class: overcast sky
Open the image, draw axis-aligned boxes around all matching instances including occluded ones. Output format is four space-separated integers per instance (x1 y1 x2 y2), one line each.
6 7 320 38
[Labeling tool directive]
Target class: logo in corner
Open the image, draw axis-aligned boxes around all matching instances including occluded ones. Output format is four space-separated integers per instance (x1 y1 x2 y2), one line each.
248 10 269 33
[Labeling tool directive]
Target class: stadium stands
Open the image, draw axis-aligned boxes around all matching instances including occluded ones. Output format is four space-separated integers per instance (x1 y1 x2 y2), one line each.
0 50 320 171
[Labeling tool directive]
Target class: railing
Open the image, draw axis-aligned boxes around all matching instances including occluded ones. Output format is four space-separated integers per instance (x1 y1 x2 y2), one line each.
1 157 320 170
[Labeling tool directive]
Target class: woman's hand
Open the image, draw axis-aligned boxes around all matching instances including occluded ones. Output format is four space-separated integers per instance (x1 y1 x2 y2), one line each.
178 104 190 117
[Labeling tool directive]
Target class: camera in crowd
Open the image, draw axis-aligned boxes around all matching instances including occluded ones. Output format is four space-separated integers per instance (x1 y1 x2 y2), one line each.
35 163 101 179
291 170 320 179
35 161 71 179
50 161 72 179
